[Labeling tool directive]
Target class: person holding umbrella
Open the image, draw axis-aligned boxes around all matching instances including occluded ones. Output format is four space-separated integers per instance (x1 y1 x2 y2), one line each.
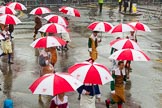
88 31 101 62
33 15 42 41
0 25 13 64
105 61 127 108
50 93 69 108
77 84 101 108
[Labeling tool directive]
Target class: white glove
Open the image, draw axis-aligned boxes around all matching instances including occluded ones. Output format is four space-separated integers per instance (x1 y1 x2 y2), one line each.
111 90 115 94
88 48 92 52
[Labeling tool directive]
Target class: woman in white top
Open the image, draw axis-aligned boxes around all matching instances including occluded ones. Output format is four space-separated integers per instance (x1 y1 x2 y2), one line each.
50 93 69 108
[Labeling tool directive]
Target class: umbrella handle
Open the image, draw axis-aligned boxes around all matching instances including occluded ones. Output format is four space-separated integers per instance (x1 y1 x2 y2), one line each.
135 31 137 42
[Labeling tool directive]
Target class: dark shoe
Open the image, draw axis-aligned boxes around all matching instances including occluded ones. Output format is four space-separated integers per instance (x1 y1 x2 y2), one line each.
8 62 14 64
105 100 110 108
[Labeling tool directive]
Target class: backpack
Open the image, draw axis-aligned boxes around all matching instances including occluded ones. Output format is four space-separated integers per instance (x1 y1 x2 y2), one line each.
39 55 47 67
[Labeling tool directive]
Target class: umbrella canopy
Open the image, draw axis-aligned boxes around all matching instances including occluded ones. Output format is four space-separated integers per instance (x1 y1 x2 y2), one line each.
88 21 113 32
110 38 141 50
109 49 150 61
30 7 51 15
7 2 27 10
59 6 80 17
30 36 66 48
110 23 136 33
68 61 113 85
128 22 151 32
0 14 21 25
29 73 82 96
38 23 68 33
44 15 67 27
0 6 17 14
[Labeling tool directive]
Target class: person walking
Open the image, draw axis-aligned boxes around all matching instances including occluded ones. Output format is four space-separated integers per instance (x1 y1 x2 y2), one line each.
38 48 54 101
33 15 42 41
123 0 129 13
50 93 69 108
105 61 127 108
0 25 13 64
98 0 104 14
88 31 101 62
77 84 101 108
129 0 133 13
118 0 123 12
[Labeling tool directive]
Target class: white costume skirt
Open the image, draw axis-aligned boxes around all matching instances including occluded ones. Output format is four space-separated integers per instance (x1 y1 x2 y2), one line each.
80 95 96 108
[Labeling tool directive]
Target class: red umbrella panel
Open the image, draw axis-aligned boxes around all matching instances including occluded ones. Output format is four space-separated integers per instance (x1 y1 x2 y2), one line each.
88 21 113 32
68 61 113 85
59 6 80 17
29 73 82 96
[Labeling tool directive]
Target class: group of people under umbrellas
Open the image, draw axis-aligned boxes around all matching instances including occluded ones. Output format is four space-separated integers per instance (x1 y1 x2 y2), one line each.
0 1 151 108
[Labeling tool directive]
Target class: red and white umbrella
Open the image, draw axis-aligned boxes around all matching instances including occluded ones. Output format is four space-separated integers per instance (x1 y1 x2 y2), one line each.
31 36 66 48
7 2 27 10
68 61 113 85
0 6 17 14
110 23 136 33
88 21 113 32
30 7 51 15
110 38 141 50
109 49 150 61
128 22 151 32
0 14 21 25
59 6 80 17
29 73 82 96
38 23 68 33
44 15 68 27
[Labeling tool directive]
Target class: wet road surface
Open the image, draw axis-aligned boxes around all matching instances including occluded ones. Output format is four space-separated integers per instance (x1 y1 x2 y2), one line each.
0 4 162 108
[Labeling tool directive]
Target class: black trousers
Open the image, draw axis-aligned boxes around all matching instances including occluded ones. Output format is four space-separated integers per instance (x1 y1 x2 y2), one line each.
129 2 133 13
119 2 122 12
99 3 103 13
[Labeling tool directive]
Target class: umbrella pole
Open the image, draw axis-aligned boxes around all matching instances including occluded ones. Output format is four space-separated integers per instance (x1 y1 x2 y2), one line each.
135 31 137 42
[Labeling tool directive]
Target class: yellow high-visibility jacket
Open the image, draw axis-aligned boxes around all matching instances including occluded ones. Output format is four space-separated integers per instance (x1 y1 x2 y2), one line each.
98 0 103 3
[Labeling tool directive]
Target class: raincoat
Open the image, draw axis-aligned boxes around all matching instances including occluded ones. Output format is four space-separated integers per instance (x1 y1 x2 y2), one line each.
111 68 126 103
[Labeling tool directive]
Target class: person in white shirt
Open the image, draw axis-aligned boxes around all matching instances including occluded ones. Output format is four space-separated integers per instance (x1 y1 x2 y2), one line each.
50 93 69 108
87 31 101 62
0 25 13 64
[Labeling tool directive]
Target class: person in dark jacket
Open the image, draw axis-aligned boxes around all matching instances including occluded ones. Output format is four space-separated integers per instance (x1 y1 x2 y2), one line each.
77 84 101 108
118 0 123 12
123 0 129 13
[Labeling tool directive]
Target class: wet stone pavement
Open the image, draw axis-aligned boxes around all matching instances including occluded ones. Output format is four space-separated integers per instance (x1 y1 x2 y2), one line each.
0 4 162 108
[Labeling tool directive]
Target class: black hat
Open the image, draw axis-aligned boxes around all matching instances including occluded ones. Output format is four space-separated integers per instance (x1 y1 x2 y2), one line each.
93 31 99 33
